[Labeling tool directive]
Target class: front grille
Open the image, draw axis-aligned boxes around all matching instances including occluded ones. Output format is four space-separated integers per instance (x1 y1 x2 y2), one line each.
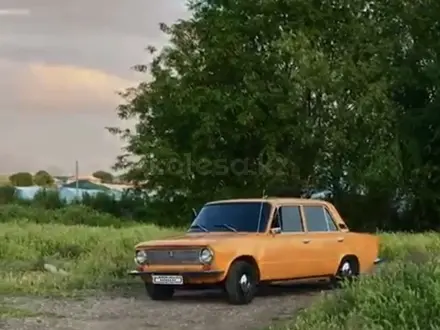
146 248 201 265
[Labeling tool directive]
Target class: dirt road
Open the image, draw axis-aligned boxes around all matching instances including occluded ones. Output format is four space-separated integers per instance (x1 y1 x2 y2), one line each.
0 283 326 330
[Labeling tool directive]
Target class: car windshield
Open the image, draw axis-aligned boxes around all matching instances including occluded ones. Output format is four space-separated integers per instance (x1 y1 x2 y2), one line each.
188 202 272 233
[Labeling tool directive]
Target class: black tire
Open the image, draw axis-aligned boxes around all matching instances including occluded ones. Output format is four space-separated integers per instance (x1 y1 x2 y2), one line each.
330 257 359 288
145 283 175 301
224 260 258 305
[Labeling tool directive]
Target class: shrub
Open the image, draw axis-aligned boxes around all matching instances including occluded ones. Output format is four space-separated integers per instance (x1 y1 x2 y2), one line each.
80 192 120 215
32 189 64 209
0 204 131 227
0 188 159 225
0 186 16 204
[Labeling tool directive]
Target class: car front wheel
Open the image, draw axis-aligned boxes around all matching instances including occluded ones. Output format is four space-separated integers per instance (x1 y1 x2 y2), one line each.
224 260 258 305
145 283 175 300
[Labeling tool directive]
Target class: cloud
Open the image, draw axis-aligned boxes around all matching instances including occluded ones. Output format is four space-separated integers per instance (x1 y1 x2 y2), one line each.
0 58 137 114
0 8 30 16
0 0 188 174
0 58 137 174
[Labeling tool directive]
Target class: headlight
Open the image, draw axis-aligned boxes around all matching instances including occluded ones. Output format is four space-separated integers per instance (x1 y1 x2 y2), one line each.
199 247 213 264
135 250 148 265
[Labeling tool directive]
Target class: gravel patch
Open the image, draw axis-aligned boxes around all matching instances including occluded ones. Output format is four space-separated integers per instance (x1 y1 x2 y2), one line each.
0 283 327 330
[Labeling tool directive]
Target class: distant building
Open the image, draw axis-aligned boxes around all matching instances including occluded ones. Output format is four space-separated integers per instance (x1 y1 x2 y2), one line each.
65 175 102 184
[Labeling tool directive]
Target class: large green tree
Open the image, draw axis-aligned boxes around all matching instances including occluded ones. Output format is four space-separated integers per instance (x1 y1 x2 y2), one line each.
111 0 440 229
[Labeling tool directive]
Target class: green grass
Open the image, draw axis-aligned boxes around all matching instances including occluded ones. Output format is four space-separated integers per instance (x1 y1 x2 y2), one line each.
0 221 180 296
272 232 440 330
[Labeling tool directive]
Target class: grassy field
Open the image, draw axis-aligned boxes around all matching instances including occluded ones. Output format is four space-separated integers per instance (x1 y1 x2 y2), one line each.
1 204 440 329
0 220 179 296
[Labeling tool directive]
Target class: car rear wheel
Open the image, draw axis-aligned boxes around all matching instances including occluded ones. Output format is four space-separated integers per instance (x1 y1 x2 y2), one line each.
331 257 359 288
145 283 175 300
224 260 258 305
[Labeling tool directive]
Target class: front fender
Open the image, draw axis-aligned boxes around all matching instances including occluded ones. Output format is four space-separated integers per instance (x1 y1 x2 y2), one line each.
212 242 262 281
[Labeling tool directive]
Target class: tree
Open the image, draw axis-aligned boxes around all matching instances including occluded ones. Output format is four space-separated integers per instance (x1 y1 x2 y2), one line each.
110 0 440 230
92 171 113 183
9 172 33 186
33 170 54 186
108 0 387 225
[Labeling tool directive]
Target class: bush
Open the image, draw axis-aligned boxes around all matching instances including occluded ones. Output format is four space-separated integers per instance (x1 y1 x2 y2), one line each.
0 188 161 225
32 189 64 209
0 204 131 227
0 186 15 204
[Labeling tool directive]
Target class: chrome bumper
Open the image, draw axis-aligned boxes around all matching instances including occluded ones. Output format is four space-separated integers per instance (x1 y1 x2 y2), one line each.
128 270 223 277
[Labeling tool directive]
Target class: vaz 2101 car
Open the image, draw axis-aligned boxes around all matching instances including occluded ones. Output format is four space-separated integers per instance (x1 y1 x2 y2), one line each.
128 198 383 305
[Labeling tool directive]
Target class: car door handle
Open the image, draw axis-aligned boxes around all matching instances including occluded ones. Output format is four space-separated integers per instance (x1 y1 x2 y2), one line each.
302 239 311 244
337 237 344 242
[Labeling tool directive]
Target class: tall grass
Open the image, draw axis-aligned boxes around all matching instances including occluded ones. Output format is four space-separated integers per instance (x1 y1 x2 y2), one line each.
275 233 440 330
0 221 180 295
0 202 181 295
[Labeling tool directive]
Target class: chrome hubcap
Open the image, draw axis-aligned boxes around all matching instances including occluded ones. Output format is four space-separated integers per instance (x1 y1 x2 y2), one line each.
341 261 352 276
239 274 251 291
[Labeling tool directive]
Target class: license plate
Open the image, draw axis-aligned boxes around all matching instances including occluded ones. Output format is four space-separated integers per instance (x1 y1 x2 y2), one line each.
152 275 184 285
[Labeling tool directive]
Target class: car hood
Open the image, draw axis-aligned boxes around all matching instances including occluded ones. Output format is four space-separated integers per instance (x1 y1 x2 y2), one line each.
135 232 256 249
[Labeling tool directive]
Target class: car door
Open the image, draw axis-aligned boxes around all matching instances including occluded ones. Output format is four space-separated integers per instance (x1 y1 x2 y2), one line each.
262 204 318 280
302 205 343 276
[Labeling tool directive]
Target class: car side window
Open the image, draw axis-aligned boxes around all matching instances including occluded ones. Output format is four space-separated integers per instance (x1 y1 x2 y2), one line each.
323 208 338 231
280 206 303 232
303 206 328 232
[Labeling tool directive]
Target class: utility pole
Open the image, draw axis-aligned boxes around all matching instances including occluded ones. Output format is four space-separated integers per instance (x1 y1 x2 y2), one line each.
75 160 79 199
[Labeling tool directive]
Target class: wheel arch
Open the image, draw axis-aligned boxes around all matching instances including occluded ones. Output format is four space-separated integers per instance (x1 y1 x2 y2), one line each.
336 254 360 275
226 255 261 281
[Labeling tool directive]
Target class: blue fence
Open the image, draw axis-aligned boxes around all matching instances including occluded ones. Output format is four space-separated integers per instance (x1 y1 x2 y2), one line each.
14 186 123 203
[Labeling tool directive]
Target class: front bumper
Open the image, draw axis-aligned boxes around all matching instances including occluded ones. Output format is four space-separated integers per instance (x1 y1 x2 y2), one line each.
128 270 223 277
128 269 224 285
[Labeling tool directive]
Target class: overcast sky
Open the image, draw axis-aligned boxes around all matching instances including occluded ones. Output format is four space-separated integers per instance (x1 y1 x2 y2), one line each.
0 0 188 175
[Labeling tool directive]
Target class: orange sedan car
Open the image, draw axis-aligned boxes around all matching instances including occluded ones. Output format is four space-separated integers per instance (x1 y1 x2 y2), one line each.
129 198 382 304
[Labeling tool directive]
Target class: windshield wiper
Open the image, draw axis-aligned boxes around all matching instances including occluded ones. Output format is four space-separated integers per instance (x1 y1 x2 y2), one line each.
189 224 209 232
213 224 237 232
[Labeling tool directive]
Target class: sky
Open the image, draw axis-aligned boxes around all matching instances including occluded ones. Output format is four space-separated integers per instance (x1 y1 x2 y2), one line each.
0 0 188 175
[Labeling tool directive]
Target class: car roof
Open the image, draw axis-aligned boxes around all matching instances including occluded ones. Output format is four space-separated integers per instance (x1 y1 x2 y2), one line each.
206 198 331 206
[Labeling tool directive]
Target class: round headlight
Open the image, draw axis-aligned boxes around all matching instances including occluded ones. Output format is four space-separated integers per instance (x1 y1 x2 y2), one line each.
199 248 213 264
135 250 148 265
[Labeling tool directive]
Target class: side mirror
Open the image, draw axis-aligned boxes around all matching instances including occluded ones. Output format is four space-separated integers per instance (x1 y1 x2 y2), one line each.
191 208 198 219
270 227 281 235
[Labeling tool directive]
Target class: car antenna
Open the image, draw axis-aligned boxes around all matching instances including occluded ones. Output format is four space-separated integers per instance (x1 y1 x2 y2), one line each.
257 189 266 232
